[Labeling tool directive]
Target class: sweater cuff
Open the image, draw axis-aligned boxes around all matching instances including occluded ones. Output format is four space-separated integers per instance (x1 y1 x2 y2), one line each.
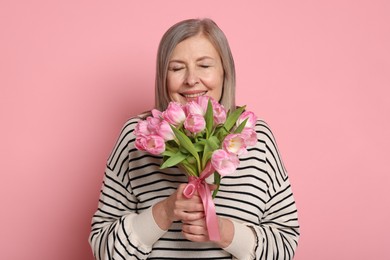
130 206 166 247
223 220 256 260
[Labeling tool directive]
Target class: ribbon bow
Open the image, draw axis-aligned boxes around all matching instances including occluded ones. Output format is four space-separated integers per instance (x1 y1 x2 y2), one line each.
182 162 221 241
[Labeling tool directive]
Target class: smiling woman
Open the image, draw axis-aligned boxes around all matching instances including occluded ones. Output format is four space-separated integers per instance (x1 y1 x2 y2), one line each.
155 19 237 113
166 34 224 104
89 18 300 260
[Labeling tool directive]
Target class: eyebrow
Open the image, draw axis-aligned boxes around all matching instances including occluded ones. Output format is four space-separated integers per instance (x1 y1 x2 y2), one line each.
169 56 215 63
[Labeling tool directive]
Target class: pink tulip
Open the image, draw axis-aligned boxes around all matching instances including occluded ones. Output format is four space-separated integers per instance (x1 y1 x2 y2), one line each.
135 135 165 155
135 135 146 151
151 109 162 119
195 96 227 125
241 127 257 146
211 149 240 176
134 120 151 136
196 96 211 114
211 100 227 125
146 116 161 135
162 102 186 126
223 134 247 155
184 101 204 116
184 113 206 134
158 120 175 141
237 111 257 128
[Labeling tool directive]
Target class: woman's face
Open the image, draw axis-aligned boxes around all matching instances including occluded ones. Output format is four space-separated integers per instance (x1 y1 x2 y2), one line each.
166 34 224 104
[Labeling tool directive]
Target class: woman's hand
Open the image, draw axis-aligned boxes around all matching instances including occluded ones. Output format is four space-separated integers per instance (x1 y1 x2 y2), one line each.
182 218 209 242
153 184 204 230
153 183 234 248
183 216 234 248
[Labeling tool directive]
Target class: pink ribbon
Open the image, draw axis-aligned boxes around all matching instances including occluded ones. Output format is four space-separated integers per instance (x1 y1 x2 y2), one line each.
182 162 221 241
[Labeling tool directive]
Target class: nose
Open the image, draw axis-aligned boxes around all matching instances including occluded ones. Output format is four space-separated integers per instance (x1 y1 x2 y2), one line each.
184 68 199 86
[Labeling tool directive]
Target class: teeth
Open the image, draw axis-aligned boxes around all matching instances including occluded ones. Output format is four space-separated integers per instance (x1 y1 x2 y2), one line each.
183 92 206 98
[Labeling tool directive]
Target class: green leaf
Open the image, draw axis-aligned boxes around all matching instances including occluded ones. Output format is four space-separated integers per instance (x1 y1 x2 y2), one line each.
179 146 190 154
162 150 177 157
186 155 197 165
201 136 220 168
212 173 221 198
204 99 214 138
194 142 205 153
207 136 220 150
234 118 248 134
223 106 246 132
170 125 201 171
166 140 179 149
161 151 187 169
215 125 229 141
180 159 198 176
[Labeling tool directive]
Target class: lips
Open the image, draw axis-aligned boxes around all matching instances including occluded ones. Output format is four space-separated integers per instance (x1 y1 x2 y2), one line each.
181 91 207 99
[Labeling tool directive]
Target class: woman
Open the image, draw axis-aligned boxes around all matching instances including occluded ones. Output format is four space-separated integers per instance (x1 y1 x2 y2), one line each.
89 18 300 259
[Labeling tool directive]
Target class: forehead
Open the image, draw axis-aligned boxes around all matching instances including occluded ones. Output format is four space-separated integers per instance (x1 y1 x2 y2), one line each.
170 34 220 59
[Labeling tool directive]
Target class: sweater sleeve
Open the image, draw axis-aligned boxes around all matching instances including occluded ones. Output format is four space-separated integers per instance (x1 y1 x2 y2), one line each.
88 119 166 260
248 121 300 259
223 220 256 260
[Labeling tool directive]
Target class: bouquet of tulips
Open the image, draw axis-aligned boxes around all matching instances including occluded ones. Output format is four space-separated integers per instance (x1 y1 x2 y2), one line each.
134 96 257 240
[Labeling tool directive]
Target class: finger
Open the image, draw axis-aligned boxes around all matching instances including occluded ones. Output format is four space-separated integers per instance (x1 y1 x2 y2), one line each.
176 184 203 203
207 183 218 191
182 222 207 236
182 218 206 225
182 224 209 242
182 232 209 243
176 183 188 194
175 199 204 212
177 211 204 222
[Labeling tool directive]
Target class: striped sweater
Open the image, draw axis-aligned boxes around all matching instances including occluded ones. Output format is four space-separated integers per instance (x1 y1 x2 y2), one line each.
89 117 300 259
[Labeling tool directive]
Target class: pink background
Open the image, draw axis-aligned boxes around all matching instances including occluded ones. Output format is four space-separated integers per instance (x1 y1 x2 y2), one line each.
1 1 389 259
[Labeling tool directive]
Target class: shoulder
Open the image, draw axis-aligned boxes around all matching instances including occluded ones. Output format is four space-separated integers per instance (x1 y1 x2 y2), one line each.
121 117 141 134
106 115 147 170
255 119 289 181
117 112 151 140
123 112 151 129
254 119 277 147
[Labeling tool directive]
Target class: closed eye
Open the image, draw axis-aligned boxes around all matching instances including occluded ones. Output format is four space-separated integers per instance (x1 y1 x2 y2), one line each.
169 67 184 72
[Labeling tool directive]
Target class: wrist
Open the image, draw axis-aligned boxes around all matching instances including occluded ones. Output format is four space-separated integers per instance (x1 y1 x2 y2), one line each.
216 217 234 248
222 221 257 259
153 199 173 230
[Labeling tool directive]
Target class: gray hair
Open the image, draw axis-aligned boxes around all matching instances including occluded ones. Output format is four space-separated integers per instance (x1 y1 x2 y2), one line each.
155 18 236 111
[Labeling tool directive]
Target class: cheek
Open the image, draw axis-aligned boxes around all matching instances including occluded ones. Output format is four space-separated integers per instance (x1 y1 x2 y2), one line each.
210 71 224 90
207 76 224 100
166 75 179 93
203 69 222 85
214 72 224 99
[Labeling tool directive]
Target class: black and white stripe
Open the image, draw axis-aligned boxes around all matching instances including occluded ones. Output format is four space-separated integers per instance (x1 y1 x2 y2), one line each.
89 117 300 259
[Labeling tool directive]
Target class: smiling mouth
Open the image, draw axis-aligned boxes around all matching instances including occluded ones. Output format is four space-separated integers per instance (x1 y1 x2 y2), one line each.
181 91 207 99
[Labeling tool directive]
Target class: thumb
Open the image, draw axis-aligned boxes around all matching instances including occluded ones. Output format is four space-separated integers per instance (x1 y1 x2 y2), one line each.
207 183 218 191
